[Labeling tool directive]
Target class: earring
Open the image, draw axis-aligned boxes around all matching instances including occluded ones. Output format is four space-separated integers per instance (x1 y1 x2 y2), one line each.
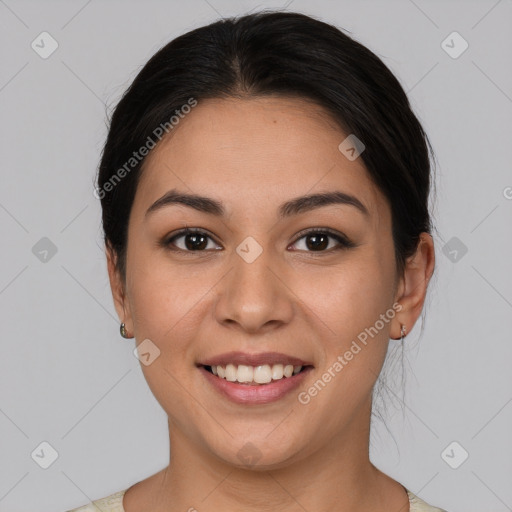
400 324 407 342
120 322 131 339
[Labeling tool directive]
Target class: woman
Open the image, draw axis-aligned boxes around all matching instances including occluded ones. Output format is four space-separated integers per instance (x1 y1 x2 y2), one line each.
68 10 445 512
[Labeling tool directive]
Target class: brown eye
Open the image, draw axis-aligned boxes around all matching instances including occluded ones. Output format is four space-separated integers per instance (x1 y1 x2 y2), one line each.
165 229 221 252
290 229 355 252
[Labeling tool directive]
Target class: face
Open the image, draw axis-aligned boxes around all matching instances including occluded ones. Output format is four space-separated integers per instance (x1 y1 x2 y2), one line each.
108 96 423 470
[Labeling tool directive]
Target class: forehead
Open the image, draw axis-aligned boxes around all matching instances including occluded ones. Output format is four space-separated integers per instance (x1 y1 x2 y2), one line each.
133 97 389 226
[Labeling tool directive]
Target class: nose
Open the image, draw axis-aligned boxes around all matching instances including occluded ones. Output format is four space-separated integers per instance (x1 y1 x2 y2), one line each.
213 242 295 335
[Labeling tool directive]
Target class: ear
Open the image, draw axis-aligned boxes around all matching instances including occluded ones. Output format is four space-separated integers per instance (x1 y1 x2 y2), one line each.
106 245 133 335
391 232 435 339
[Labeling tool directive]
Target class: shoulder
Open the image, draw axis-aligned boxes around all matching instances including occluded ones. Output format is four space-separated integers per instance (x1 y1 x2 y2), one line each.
65 489 127 512
406 489 449 512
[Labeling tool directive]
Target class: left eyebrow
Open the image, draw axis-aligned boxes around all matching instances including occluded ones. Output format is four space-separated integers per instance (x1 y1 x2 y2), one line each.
278 191 369 218
145 189 369 219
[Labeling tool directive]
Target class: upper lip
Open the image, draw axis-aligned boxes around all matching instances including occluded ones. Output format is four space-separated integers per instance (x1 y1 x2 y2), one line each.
199 351 313 367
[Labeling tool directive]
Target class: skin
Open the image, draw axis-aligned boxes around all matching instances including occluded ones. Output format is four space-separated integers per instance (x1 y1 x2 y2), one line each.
107 96 435 512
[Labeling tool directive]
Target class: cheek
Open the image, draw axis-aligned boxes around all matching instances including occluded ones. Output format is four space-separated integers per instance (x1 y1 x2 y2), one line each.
127 259 206 421
130 272 198 345
295 251 395 336
292 249 396 406
127 247 217 372
127 240 190 328
349 236 397 314
292 260 394 419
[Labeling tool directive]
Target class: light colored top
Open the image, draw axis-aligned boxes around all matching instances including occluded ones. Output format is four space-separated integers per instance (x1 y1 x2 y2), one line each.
66 487 448 511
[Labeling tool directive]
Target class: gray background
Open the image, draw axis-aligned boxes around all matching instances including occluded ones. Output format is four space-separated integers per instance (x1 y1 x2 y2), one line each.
1 0 511 511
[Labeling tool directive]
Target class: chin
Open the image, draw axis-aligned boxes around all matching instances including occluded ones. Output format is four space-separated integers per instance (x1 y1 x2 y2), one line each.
210 435 308 471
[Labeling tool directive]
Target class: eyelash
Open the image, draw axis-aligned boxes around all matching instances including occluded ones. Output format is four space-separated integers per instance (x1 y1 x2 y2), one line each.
162 227 355 254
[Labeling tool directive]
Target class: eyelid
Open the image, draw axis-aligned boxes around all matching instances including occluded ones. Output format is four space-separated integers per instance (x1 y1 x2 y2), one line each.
292 226 350 241
164 226 355 252
290 227 355 250
164 227 222 250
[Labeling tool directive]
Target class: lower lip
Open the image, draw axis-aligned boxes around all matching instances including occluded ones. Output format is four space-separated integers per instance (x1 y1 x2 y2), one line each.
199 366 312 405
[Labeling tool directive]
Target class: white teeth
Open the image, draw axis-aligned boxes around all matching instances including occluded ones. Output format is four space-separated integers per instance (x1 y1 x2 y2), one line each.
225 363 237 382
236 364 253 383
209 363 303 384
272 364 284 380
253 365 272 384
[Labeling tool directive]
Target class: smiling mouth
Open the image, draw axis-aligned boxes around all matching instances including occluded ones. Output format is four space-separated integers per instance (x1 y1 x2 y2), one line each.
202 363 312 386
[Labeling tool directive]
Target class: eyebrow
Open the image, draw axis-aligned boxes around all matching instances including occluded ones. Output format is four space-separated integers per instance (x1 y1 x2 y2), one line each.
145 188 369 219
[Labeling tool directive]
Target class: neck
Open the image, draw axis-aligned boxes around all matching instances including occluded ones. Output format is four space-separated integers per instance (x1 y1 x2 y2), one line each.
143 400 407 512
